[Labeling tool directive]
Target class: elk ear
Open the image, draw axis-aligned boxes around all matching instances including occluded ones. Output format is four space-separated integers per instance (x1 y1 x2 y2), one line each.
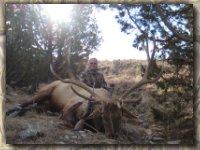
122 107 137 119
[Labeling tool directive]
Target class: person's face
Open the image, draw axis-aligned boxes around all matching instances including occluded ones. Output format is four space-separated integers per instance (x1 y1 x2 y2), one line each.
88 59 98 70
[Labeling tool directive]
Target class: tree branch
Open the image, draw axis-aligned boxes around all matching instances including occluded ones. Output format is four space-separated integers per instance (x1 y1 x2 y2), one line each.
155 4 193 42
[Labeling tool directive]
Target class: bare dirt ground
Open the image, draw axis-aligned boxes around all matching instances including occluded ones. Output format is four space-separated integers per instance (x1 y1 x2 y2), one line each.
5 59 193 144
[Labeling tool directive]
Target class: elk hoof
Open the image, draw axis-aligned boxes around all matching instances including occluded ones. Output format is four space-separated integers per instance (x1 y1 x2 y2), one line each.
74 119 85 130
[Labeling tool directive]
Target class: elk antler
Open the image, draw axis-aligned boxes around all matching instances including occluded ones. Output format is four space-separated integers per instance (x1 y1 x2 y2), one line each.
50 64 101 99
122 107 138 118
70 85 101 102
63 39 75 80
119 37 163 102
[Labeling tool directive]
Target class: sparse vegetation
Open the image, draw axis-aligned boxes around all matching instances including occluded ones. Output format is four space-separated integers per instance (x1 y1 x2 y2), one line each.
6 59 193 144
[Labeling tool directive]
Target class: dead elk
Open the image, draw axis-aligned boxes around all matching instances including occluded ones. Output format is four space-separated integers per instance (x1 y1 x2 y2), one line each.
6 62 162 138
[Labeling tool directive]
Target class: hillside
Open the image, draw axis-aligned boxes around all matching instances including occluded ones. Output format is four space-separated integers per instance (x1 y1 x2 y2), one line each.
5 59 193 144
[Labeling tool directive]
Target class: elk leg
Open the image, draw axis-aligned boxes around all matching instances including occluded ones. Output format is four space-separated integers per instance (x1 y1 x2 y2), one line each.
7 82 59 116
6 92 51 116
31 81 60 104
11 86 53 110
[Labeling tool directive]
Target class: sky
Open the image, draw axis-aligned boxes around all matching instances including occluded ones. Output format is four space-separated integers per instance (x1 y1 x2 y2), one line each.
43 4 147 61
90 9 147 61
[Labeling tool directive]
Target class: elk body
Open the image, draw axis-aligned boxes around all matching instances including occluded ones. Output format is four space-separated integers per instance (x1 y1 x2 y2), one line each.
6 66 136 138
31 80 122 137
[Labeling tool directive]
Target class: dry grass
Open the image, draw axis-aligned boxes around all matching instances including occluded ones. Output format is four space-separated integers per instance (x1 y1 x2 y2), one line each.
5 59 193 144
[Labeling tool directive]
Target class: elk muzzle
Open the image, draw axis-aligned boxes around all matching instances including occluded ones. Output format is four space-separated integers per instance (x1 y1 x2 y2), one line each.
101 102 122 138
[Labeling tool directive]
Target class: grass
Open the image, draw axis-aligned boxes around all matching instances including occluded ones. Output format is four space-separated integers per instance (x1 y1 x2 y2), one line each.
5 59 193 144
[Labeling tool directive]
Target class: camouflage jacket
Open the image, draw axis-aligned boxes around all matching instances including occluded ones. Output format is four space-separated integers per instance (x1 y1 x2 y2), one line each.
79 69 107 88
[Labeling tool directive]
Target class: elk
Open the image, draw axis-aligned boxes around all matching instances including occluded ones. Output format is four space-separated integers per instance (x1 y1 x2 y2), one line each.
6 41 162 138
6 61 161 138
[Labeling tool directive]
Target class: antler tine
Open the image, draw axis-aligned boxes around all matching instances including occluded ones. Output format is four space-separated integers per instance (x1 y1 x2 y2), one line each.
50 64 100 99
120 37 163 101
119 79 151 101
70 85 98 101
64 39 75 80
122 107 138 119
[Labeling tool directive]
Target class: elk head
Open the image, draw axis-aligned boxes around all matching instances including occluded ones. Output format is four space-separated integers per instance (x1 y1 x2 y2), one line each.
50 64 122 137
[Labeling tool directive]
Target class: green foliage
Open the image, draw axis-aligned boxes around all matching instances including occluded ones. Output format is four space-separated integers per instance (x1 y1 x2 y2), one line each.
151 101 188 124
6 4 101 91
109 4 193 94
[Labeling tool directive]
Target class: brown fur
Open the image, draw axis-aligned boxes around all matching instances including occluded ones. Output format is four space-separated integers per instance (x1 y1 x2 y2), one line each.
28 80 122 137
7 78 137 138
